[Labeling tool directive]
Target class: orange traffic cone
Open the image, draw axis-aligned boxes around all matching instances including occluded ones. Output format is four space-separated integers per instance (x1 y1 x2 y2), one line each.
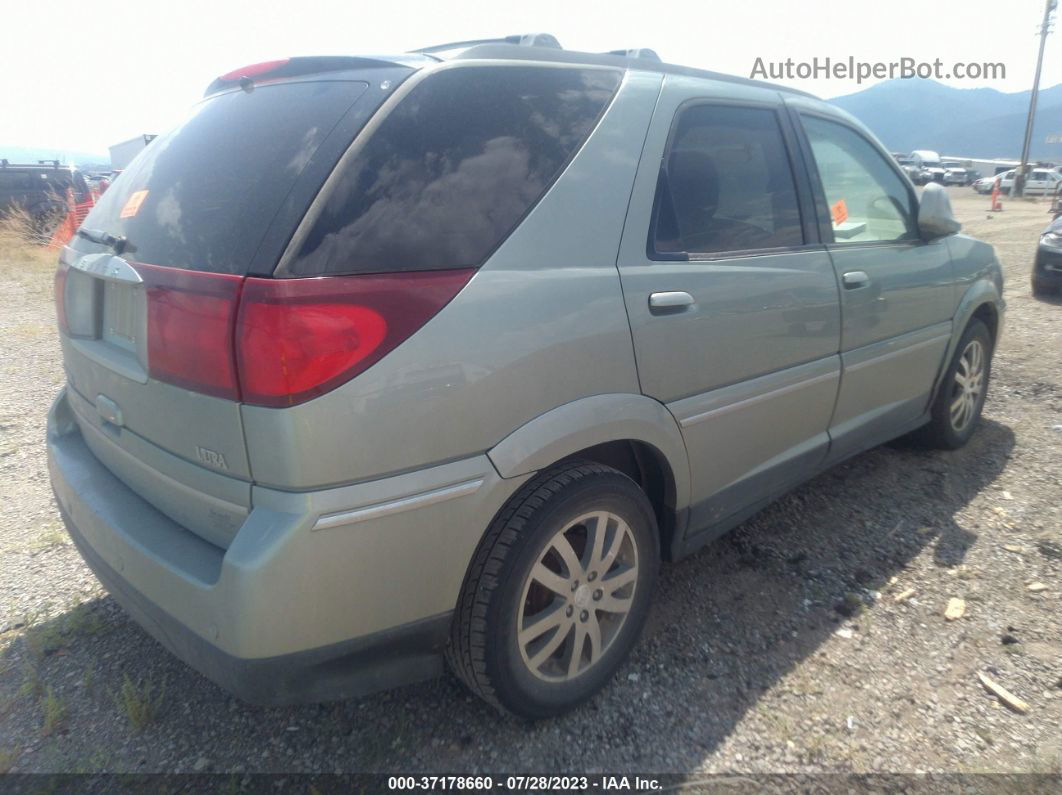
990 179 1003 212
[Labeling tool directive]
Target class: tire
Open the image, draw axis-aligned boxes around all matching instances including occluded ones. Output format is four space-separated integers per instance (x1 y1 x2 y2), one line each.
446 461 659 719
915 320 993 449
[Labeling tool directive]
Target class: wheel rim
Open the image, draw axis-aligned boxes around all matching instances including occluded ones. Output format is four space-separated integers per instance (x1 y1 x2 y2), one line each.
949 339 985 432
516 510 639 682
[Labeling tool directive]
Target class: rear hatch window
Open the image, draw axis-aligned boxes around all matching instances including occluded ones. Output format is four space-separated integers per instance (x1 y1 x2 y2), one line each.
72 79 372 273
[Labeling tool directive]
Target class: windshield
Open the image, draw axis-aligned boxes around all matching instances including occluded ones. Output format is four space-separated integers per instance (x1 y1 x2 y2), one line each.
72 79 369 274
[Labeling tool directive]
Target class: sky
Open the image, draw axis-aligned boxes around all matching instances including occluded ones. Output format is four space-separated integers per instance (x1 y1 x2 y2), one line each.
4 0 1062 156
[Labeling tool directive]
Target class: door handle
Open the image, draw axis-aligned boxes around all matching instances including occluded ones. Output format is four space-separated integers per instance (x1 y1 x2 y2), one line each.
842 271 870 289
649 291 695 312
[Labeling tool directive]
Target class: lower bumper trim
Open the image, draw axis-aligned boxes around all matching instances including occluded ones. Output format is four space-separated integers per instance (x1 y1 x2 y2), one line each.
60 501 451 705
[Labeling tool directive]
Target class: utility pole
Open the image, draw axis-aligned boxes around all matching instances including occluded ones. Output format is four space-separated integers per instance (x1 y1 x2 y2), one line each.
1016 0 1057 197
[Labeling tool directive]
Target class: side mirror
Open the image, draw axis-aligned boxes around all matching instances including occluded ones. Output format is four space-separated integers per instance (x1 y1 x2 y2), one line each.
918 181 961 239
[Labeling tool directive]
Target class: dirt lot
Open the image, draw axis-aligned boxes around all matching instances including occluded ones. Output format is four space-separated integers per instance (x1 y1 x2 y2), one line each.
0 189 1059 778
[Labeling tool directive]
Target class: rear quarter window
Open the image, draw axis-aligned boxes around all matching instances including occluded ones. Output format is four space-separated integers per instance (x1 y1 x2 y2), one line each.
284 65 622 276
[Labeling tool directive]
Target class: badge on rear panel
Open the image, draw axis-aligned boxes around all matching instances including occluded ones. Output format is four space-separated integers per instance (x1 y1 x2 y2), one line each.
195 446 228 470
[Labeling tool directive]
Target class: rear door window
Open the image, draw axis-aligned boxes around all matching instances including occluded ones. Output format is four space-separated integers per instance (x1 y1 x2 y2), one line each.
72 80 370 274
800 116 918 245
650 104 804 257
284 65 622 276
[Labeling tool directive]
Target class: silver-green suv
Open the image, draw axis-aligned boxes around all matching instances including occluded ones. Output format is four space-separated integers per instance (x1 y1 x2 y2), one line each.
47 36 1004 719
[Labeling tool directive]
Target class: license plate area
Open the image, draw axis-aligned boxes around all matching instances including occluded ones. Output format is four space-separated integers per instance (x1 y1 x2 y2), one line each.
64 260 149 382
101 280 142 354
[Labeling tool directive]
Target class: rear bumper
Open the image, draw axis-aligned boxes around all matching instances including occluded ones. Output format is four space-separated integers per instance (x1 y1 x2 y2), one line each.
47 388 524 704
59 502 450 704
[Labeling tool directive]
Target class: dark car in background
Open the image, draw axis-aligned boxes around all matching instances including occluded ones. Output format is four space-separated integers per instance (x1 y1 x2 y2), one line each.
0 160 94 234
1034 216 1062 296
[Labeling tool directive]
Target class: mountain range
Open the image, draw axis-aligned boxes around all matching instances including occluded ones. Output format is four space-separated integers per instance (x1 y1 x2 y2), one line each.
829 79 1062 160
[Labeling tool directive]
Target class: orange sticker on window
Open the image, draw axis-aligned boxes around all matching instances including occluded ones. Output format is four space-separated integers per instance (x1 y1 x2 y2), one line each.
830 199 848 226
119 190 149 219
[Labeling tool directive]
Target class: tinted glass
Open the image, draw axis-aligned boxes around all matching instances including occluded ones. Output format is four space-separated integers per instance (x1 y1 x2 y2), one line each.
802 116 917 244
5 170 74 194
652 105 803 257
72 80 369 273
287 66 622 276
0 171 34 191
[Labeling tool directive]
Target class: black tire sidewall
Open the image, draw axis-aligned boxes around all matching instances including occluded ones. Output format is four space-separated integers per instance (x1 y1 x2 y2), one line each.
484 471 658 719
931 320 993 448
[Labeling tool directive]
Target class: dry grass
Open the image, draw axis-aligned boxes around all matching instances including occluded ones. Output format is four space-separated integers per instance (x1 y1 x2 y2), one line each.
115 674 165 732
0 208 61 288
40 687 66 737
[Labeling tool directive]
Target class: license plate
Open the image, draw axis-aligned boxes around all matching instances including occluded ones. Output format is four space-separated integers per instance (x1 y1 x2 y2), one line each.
101 281 139 353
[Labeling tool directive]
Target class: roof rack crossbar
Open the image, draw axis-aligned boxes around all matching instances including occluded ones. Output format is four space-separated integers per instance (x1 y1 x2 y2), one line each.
411 33 561 54
604 48 661 62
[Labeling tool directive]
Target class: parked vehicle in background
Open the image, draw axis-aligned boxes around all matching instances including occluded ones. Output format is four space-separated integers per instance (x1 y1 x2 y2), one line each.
107 134 156 170
894 154 924 184
1016 168 1062 196
943 161 977 186
1034 217 1062 295
973 170 1013 194
85 174 112 197
910 150 947 184
0 160 94 235
47 36 1005 719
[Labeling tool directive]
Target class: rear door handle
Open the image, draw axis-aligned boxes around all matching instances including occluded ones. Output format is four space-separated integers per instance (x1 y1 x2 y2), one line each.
842 271 870 289
649 291 695 312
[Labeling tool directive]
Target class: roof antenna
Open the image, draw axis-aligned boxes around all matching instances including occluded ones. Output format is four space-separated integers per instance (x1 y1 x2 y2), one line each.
239 75 255 93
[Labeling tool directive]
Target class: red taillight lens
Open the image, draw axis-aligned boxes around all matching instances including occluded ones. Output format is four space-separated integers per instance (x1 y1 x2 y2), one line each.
236 269 474 408
138 264 244 400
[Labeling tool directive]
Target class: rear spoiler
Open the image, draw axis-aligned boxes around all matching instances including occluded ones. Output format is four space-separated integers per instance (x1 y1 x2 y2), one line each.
204 55 431 97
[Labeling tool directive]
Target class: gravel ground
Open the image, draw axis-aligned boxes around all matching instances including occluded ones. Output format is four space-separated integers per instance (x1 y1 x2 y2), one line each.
0 189 1059 777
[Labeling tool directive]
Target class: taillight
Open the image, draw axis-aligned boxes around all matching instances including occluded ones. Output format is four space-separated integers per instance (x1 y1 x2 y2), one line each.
138 264 244 400
54 263 69 333
235 269 474 408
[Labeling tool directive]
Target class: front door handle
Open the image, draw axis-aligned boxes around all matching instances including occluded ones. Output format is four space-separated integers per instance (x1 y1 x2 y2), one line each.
649 291 695 312
842 271 870 289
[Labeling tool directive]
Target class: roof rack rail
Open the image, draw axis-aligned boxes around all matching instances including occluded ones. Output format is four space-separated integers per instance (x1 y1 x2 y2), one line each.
37 159 61 168
605 48 661 62
411 33 562 54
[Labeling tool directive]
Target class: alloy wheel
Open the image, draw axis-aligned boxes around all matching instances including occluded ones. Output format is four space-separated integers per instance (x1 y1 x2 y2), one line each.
516 511 639 682
950 339 985 432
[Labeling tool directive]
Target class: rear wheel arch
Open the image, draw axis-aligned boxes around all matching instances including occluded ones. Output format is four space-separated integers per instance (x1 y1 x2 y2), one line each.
487 393 692 519
970 301 999 344
553 439 679 562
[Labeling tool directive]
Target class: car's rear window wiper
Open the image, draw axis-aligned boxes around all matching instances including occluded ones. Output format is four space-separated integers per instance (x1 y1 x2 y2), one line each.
77 228 133 256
